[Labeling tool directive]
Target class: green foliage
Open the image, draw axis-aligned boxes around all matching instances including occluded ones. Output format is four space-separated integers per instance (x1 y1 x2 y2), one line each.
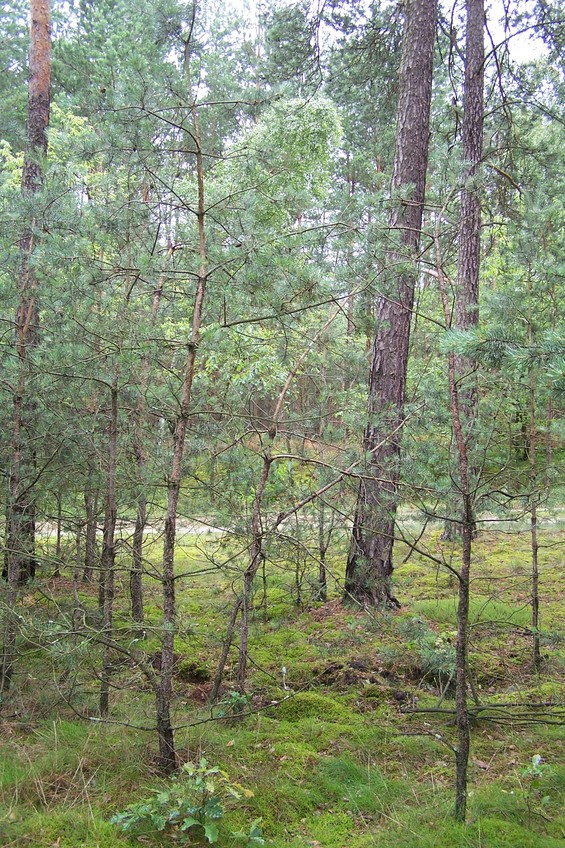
215 690 249 717
216 95 341 227
520 754 553 825
400 617 456 685
111 758 262 845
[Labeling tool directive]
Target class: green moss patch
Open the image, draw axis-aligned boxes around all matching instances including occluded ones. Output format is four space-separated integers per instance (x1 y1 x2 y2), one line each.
274 692 349 723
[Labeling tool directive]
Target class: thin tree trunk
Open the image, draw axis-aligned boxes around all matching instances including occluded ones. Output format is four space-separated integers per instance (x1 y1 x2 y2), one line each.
5 0 51 586
456 0 483 341
99 375 118 717
130 491 146 624
455 0 484 488
317 499 328 603
236 456 271 693
454 509 472 821
155 35 208 775
435 232 473 823
544 395 552 493
98 544 106 611
83 486 98 582
0 575 18 697
527 276 541 673
345 0 437 606
260 557 268 622
543 289 555 492
210 597 242 704
235 312 340 693
130 247 173 625
529 404 541 674
53 490 62 577
214 313 340 698
316 361 329 602
441 0 483 544
72 525 85 637
347 291 355 336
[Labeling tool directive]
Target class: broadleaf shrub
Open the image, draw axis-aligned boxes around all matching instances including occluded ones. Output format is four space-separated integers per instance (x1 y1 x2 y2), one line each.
110 757 263 845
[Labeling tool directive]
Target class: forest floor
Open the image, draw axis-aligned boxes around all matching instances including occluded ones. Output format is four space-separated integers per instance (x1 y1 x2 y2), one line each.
0 526 564 847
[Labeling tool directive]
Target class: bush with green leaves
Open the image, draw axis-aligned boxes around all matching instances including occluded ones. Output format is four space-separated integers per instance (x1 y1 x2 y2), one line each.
520 754 552 826
215 690 250 718
401 618 456 689
110 757 263 845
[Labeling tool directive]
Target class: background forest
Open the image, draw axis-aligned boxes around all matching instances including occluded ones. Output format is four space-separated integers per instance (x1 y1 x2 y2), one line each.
0 0 564 846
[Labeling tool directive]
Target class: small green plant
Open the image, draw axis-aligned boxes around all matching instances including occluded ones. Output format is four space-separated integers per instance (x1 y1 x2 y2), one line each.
519 754 552 826
401 618 456 689
110 757 263 845
216 690 250 717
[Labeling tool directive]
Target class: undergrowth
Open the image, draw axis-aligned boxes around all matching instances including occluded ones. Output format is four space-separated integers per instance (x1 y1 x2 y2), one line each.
1 528 563 847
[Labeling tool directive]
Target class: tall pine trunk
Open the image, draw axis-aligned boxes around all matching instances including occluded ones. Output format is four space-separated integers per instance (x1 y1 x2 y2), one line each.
453 2 483 818
345 0 437 606
1 0 50 695
6 0 51 587
456 0 483 353
441 0 484 539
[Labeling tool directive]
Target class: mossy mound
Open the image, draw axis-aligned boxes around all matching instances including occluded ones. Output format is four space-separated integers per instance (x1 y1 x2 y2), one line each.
274 692 349 722
361 682 391 701
176 659 211 683
475 817 565 848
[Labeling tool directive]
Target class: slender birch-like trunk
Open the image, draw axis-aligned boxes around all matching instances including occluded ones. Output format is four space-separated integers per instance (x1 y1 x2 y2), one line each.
155 33 208 774
435 0 484 820
99 373 119 717
130 247 173 626
527 274 541 672
435 228 472 823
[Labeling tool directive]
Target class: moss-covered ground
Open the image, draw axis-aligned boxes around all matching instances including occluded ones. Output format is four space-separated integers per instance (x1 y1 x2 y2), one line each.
1 526 563 847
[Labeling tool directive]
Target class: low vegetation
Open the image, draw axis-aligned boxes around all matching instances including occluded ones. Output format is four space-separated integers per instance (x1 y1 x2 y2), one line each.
1 525 563 847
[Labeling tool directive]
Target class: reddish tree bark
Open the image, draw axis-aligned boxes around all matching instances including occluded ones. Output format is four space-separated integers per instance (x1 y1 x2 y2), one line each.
456 0 484 344
452 1 484 819
345 0 437 606
453 0 484 530
7 0 51 586
1 0 51 694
